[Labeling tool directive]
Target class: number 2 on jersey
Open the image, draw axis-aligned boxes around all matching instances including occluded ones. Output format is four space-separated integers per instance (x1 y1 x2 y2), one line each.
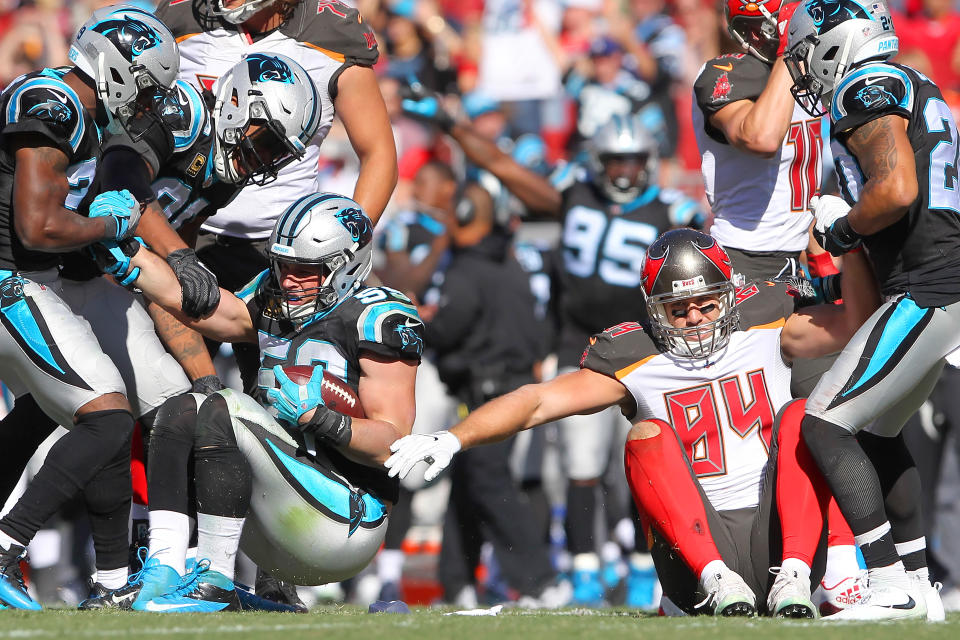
924 98 960 214
786 118 823 211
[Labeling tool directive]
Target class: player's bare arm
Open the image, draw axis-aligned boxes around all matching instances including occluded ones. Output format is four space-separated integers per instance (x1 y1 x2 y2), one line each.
449 368 630 451
146 301 219 382
136 203 192 258
12 137 116 251
779 248 881 361
336 65 397 225
709 59 795 157
129 247 255 343
843 114 918 235
450 122 562 215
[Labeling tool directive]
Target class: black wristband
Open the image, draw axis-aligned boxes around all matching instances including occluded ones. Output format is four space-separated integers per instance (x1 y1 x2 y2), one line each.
832 216 862 247
818 273 842 303
303 405 353 448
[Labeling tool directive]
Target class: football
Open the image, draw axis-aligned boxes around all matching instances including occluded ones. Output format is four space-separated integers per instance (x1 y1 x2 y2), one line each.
277 365 366 419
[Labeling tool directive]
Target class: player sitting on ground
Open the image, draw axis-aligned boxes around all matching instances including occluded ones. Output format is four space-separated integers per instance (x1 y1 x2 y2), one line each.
97 194 421 612
386 228 879 617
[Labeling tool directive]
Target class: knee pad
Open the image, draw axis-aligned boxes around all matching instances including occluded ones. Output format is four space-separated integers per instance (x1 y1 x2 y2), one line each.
151 393 203 444
195 392 238 450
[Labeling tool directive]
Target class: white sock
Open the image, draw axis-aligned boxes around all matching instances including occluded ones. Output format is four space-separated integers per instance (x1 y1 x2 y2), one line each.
601 540 622 564
908 566 930 585
699 559 727 585
148 510 190 575
377 549 405 583
196 513 244 581
0 530 25 551
781 557 811 580
868 560 910 589
96 567 128 590
572 552 600 571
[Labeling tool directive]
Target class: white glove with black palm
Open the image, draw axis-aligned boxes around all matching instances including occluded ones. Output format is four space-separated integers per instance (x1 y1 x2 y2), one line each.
811 195 861 256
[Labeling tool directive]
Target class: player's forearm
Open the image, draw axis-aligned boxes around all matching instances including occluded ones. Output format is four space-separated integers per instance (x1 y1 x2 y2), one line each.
732 60 795 155
146 301 218 381
352 147 397 226
846 179 915 235
838 248 881 333
450 123 561 214
338 418 406 467
452 384 547 450
137 204 188 258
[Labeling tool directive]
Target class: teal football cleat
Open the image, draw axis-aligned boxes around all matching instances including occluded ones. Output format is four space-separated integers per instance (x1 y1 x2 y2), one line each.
142 562 241 613
0 544 40 610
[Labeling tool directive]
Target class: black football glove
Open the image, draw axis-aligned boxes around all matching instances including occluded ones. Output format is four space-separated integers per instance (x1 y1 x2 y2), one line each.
190 375 225 395
166 248 220 318
400 78 454 132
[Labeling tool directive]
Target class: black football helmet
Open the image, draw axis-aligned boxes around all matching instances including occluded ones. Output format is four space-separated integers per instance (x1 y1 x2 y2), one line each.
641 229 739 359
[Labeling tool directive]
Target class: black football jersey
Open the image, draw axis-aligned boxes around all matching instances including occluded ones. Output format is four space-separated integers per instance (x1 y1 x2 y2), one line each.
240 274 424 502
830 62 960 307
0 68 101 271
556 180 684 366
693 53 770 145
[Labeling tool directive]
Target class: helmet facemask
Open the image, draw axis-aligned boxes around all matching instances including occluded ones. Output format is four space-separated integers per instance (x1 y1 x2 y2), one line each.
784 34 830 117
728 12 779 63
598 152 655 204
266 249 372 324
210 0 281 25
646 281 740 359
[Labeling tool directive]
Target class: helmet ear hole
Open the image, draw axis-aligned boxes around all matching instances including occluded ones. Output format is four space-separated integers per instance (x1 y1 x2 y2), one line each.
822 46 839 62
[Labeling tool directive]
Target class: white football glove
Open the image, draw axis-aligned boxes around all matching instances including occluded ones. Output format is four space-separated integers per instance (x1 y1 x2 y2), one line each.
810 195 861 255
385 431 462 482
810 195 851 234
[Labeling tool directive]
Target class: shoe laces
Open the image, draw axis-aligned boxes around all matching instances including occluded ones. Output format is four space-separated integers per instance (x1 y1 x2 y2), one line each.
168 558 212 597
127 547 166 586
0 548 27 591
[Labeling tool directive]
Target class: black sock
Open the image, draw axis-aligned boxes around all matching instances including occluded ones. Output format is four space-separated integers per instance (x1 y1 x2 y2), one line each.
0 409 133 546
802 415 900 568
858 431 927 571
565 483 597 556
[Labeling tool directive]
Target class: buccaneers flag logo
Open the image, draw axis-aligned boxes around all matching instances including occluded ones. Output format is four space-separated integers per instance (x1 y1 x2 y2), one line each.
711 72 732 103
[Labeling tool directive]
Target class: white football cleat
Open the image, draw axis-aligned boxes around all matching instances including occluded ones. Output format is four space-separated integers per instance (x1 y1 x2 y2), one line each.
814 571 866 615
822 579 926 621
913 575 944 623
697 567 756 616
767 567 816 618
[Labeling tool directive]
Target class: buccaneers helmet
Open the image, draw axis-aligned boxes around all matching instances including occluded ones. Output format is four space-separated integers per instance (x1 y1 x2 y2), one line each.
724 0 784 63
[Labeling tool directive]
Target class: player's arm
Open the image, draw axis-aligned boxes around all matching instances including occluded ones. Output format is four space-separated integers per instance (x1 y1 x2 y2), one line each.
128 247 256 343
335 65 397 225
379 240 448 301
146 301 220 387
326 353 419 467
385 368 630 480
779 248 881 361
11 136 120 251
448 122 562 215
843 115 918 235
708 58 795 157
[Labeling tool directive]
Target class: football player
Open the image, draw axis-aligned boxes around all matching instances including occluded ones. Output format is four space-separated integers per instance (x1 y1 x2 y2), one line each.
784 0 960 621
0 5 180 609
385 228 880 617
73 53 324 608
98 194 421 611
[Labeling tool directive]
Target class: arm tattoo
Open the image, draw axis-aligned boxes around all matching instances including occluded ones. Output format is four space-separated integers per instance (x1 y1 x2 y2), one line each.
846 116 900 181
147 301 217 379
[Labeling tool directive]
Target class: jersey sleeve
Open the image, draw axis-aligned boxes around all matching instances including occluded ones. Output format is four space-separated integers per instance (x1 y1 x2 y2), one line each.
353 287 424 362
1 78 86 156
830 63 914 135
579 322 659 380
296 0 379 67
154 0 208 38
693 54 769 118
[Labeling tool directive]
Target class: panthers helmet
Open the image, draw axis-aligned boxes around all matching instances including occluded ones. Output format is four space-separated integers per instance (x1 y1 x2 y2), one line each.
641 229 739 359
784 0 898 116
725 0 784 63
212 53 322 186
69 5 179 124
588 113 658 204
208 0 281 25
265 193 374 323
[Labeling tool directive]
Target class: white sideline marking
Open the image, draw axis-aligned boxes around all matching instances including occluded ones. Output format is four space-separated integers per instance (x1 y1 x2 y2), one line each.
0 623 355 638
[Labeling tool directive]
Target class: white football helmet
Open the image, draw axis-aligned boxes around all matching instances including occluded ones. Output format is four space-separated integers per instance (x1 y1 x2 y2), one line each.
211 53 322 186
784 0 898 116
588 113 659 204
265 193 374 323
208 0 282 25
69 4 179 124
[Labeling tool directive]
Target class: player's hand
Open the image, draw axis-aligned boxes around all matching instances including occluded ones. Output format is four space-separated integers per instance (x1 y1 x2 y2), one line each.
90 237 143 286
266 365 324 427
776 2 800 57
400 78 454 132
385 431 462 482
90 189 142 241
166 248 220 318
811 195 861 256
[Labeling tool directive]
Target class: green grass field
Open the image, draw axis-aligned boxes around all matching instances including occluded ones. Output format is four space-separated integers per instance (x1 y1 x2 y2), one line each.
0 608 958 640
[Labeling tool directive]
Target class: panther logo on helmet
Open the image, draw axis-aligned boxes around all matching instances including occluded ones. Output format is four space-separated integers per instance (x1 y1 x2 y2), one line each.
855 83 895 108
806 0 872 34
335 208 373 244
92 16 162 62
246 54 294 84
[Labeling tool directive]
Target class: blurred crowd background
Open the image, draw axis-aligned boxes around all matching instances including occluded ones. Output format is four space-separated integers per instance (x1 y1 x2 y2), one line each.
3 0 960 611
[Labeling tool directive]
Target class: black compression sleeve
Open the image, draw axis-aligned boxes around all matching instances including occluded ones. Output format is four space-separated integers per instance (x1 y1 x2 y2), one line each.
100 147 156 204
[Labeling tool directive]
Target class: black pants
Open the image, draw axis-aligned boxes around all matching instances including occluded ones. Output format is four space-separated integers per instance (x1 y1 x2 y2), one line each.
195 232 270 394
438 436 555 599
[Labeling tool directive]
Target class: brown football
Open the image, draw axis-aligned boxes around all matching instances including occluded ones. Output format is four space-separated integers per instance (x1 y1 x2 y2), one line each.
277 365 366 419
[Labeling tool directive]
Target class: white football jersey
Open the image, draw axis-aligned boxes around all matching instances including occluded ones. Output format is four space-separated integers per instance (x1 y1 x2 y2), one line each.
156 0 379 238
693 56 825 253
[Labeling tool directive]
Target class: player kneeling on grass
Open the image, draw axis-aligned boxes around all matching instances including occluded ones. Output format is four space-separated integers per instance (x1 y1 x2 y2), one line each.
387 228 879 617
89 194 421 612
